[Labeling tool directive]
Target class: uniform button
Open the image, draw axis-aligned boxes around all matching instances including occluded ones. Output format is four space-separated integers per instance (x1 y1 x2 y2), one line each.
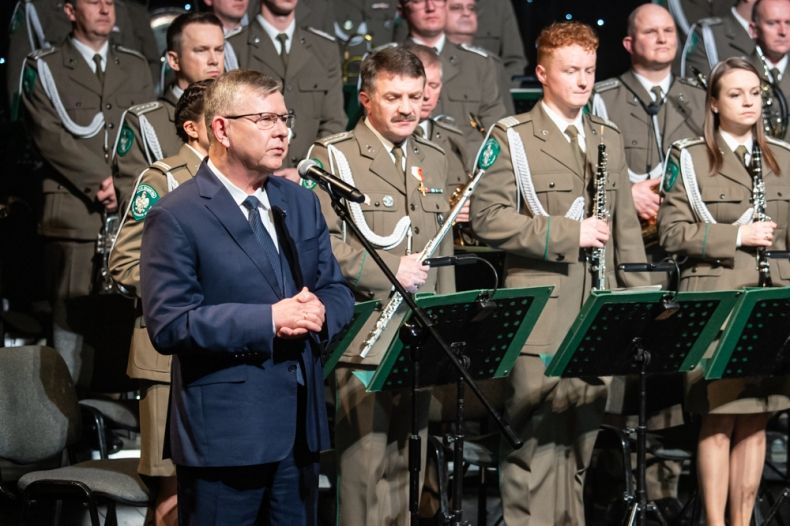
779 192 783 197
414 226 420 234
691 267 697 273
556 254 565 261
631 140 638 145
105 103 112 110
76 102 82 108
84 187 91 193
410 203 416 211
374 201 380 207
720 193 726 199
107 122 114 129
549 182 555 188
435 203 439 210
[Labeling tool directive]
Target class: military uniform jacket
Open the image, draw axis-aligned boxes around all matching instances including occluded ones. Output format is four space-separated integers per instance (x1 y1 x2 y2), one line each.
591 71 706 182
112 87 182 207
110 143 203 382
424 117 473 192
7 0 160 112
470 105 650 354
226 22 347 168
665 0 732 36
332 0 401 49
749 52 790 141
658 135 790 290
247 0 337 35
22 39 154 239
436 41 509 153
475 0 527 87
680 12 754 77
308 120 455 364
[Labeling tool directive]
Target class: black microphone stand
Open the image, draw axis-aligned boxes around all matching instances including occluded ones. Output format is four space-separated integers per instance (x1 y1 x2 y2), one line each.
325 186 523 526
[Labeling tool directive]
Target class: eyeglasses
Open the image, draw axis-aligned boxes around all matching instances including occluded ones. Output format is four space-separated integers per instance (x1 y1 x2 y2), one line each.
448 2 476 12
404 0 447 6
223 111 295 130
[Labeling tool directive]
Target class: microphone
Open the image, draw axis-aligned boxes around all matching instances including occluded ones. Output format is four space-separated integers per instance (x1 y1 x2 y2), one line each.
618 262 676 272
297 159 366 204
424 254 478 267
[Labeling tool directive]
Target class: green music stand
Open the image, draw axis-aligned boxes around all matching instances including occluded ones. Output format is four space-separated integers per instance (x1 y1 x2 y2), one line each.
545 288 739 526
704 287 790 380
322 299 379 380
354 286 552 393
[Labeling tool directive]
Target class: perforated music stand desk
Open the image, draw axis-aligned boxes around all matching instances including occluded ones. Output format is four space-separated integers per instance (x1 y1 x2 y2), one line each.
322 299 379 380
351 287 552 393
545 289 738 378
703 287 790 380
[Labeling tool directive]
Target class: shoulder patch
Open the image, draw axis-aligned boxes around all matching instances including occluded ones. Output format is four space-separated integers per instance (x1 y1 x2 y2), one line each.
497 115 521 129
22 64 38 96
460 43 489 58
130 183 160 221
593 78 621 93
9 3 23 34
477 137 501 170
115 45 147 62
127 101 164 117
316 130 353 146
663 156 680 193
116 122 135 157
306 27 336 42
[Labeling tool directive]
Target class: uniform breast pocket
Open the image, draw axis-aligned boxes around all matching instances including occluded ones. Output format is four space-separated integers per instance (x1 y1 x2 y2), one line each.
298 76 332 117
766 184 790 231
701 185 749 223
445 85 482 105
359 191 403 232
63 100 102 126
419 194 451 231
532 171 576 212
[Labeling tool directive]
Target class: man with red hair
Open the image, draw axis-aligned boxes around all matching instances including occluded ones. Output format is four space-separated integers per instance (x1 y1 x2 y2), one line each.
471 21 649 524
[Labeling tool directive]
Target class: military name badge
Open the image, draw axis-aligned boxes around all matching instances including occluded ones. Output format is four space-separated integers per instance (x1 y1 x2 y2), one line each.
117 123 134 157
478 137 501 170
131 183 159 221
663 157 680 193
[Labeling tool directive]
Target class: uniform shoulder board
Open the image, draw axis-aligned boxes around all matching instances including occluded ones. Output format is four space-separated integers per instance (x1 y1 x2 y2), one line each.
29 47 57 61
127 101 164 117
593 78 621 93
459 43 489 58
678 77 705 90
316 130 353 146
697 16 723 27
497 115 522 129
306 27 336 42
413 134 446 155
671 137 704 151
766 136 790 152
588 113 620 133
115 45 147 62
432 118 464 135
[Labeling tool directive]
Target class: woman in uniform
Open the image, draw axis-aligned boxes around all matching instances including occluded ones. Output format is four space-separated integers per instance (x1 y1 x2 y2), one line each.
658 57 790 526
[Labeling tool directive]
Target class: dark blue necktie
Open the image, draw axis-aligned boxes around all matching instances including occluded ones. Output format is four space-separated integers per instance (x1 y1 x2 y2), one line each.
242 195 284 295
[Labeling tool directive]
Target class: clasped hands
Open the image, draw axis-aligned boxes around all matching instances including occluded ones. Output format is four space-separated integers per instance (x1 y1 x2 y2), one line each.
272 287 326 339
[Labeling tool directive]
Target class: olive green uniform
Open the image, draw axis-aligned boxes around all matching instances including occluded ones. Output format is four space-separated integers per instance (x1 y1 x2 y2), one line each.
246 0 337 34
680 12 755 78
21 40 154 385
308 119 454 525
112 86 183 209
749 51 790 141
421 116 473 192
7 0 160 114
658 135 790 415
657 0 733 37
109 143 203 477
226 21 347 168
470 105 650 525
475 0 527 87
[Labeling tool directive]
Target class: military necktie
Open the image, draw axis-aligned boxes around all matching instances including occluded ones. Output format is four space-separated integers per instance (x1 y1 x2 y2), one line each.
771 67 781 84
93 54 104 86
564 125 585 173
276 33 289 70
650 85 664 104
734 145 749 169
392 145 406 177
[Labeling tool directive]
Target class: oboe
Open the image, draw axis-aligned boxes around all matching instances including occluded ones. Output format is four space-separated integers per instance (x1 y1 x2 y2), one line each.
750 143 773 287
590 142 609 291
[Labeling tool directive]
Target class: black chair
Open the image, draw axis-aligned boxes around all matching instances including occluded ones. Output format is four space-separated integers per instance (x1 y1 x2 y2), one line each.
0 345 150 525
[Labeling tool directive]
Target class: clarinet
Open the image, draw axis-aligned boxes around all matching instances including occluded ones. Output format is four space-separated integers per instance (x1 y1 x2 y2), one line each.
750 143 774 287
590 142 609 291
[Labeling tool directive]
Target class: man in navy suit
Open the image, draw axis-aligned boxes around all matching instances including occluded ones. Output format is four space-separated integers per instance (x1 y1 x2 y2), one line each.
140 69 354 525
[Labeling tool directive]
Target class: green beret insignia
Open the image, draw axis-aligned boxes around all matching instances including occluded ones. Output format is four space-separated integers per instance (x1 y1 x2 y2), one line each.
131 183 159 220
477 138 501 170
117 123 134 157
22 66 37 96
663 157 680 193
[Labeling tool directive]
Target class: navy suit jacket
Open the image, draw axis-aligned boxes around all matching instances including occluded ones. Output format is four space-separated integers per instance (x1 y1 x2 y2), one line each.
140 162 353 467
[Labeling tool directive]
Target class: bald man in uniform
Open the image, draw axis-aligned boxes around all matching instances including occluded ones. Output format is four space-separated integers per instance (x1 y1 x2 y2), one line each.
471 22 649 524
21 0 154 387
